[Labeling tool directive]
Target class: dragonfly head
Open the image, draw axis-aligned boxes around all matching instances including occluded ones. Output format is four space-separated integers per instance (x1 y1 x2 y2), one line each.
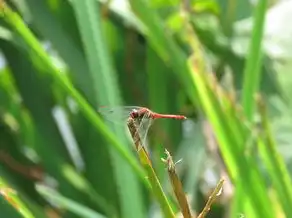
129 109 139 119
130 108 151 121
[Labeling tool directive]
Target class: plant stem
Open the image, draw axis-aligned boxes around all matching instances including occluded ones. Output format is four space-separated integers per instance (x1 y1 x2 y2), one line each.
127 117 175 218
162 149 192 218
198 178 225 218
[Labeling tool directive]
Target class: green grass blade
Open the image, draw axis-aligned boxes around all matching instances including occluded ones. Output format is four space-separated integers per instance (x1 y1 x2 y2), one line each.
0 41 90 218
146 46 170 179
127 1 277 216
69 0 145 217
242 0 268 120
128 0 200 107
0 178 35 218
0 3 147 186
23 0 124 209
36 184 106 218
24 0 96 104
62 165 117 217
257 96 292 217
186 56 274 218
185 25 274 217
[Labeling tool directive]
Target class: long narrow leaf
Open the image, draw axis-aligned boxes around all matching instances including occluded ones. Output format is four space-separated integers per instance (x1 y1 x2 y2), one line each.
242 0 268 120
36 184 106 218
69 0 145 217
0 3 147 185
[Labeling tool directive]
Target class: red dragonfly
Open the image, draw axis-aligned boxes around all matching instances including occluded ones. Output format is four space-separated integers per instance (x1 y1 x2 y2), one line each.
98 106 186 148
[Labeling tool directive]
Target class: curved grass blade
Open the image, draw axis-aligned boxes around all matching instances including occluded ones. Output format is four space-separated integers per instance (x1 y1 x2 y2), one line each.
36 184 106 218
0 178 35 218
242 0 268 120
0 3 147 187
69 0 146 216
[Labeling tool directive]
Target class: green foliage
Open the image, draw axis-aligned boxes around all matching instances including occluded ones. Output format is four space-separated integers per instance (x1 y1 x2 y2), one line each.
0 0 291 218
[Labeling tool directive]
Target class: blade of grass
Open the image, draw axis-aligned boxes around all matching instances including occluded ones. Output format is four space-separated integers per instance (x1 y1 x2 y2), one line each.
257 95 292 217
0 165 47 218
128 0 200 107
242 0 268 120
230 183 247 218
62 165 117 217
0 178 35 218
205 78 259 217
23 0 124 209
0 40 94 218
24 0 96 105
184 22 274 216
37 0 122 207
146 46 170 179
186 53 274 218
0 3 148 188
162 149 192 218
127 117 175 218
125 1 275 215
36 184 106 218
68 0 145 216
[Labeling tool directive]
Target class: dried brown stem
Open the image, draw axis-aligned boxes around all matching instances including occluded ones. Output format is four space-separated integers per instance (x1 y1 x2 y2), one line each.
197 178 225 218
162 149 192 218
0 150 43 181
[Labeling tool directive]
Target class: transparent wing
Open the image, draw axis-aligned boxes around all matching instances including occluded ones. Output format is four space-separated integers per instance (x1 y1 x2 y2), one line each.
98 106 143 124
133 111 154 151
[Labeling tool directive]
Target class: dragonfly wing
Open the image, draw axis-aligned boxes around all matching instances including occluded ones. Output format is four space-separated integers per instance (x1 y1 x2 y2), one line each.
133 112 154 151
98 106 141 125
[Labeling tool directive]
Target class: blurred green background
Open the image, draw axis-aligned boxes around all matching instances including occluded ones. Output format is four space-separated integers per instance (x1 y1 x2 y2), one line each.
1 0 292 217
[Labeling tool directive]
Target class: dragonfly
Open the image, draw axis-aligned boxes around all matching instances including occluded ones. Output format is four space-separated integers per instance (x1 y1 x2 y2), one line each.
98 106 187 150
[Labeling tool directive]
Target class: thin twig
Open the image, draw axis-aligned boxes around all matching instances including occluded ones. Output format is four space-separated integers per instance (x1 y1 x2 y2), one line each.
162 149 192 218
197 178 225 218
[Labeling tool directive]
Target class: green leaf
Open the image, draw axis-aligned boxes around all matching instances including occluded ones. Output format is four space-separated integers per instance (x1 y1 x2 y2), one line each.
0 2 146 187
242 0 268 121
24 0 96 105
69 0 145 217
36 184 106 218
0 178 35 218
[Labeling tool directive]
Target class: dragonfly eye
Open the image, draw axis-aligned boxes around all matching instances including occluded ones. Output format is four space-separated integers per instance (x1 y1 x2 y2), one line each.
130 109 139 118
